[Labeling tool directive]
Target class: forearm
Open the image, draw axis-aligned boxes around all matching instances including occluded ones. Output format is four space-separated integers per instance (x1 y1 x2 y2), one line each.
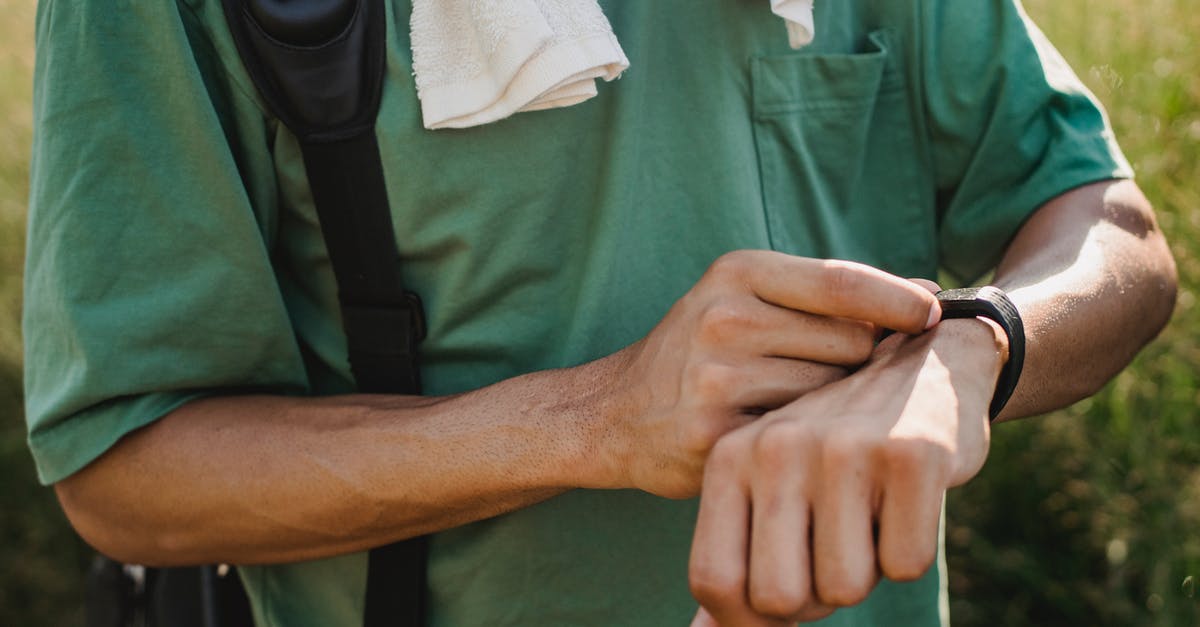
988 179 1176 419
55 356 626 567
54 251 944 569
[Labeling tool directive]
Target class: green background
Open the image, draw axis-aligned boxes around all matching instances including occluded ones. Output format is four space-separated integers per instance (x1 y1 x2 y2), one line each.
1 0 1196 624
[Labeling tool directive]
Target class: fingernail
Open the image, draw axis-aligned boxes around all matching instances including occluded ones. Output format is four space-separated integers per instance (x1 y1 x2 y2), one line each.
926 302 942 329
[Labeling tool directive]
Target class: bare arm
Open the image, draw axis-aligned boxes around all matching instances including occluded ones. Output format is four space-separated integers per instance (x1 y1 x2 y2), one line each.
689 178 1178 625
55 252 940 567
994 178 1177 419
56 364 617 567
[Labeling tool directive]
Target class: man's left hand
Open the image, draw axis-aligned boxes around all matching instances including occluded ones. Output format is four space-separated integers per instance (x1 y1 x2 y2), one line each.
687 317 1007 625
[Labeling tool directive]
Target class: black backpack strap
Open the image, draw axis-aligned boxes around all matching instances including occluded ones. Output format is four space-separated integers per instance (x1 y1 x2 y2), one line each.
300 133 426 394
221 0 424 394
220 1 428 625
85 557 254 627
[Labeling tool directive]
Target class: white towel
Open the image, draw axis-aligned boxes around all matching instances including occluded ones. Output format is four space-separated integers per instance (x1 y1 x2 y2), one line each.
772 0 816 49
411 0 817 130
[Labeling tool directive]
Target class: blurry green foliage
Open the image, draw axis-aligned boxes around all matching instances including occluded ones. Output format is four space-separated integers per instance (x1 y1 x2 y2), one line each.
947 1 1200 625
0 1 92 625
0 0 1197 625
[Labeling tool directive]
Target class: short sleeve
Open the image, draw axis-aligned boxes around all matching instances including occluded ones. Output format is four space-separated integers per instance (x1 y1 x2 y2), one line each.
24 0 307 484
922 0 1133 283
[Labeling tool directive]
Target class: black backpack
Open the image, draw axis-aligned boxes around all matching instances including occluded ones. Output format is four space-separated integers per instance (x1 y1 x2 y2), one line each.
86 2 427 625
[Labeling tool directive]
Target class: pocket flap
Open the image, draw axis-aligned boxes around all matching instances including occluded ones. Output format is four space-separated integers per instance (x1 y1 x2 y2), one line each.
751 30 896 116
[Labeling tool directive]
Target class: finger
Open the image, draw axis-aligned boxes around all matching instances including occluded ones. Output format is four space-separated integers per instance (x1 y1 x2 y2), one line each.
793 604 838 623
743 422 839 622
740 303 879 367
908 278 942 295
877 476 945 583
726 358 847 412
690 441 779 627
690 441 751 624
694 295 876 367
812 445 879 607
746 428 811 619
723 252 940 334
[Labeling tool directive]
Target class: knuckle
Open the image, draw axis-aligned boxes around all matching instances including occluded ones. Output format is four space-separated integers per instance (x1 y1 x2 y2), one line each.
753 421 807 472
822 430 873 471
817 574 873 607
689 563 744 608
881 549 936 582
707 250 754 283
697 302 752 345
691 362 739 402
882 438 952 481
842 324 876 363
820 587 872 609
748 582 807 619
796 605 838 623
882 439 926 470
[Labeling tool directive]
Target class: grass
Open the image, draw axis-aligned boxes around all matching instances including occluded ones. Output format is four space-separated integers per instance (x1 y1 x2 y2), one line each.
946 1 1200 625
0 0 30 362
0 0 1197 625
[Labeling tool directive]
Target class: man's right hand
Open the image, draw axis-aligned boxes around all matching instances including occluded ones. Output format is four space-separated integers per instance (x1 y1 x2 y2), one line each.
600 250 941 499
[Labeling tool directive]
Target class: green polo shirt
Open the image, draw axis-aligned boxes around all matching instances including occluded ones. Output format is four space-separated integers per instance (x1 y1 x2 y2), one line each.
25 0 1129 625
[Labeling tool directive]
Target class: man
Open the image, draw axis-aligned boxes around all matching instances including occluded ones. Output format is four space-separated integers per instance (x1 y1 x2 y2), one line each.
24 1 1175 626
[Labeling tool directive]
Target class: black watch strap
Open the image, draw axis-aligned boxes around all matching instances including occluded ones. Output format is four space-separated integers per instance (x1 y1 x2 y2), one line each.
935 286 1025 421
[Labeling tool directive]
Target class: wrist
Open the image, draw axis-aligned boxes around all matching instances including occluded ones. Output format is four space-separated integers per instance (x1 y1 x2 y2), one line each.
926 318 1009 402
933 286 1025 420
550 348 640 491
918 319 1001 484
933 317 1009 366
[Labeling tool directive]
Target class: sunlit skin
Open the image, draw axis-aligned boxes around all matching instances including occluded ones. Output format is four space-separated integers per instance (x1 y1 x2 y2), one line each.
55 179 1174 624
686 179 1176 625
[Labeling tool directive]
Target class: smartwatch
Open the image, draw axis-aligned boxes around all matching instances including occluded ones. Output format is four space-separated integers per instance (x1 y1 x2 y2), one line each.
935 286 1025 421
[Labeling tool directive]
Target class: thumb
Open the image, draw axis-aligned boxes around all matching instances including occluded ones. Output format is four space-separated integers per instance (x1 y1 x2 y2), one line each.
908 278 942 295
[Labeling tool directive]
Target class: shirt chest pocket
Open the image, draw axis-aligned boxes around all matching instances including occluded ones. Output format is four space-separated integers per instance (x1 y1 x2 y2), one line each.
751 29 935 278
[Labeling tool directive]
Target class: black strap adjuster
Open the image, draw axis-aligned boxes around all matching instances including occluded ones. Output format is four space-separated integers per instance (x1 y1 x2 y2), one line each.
341 292 426 395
